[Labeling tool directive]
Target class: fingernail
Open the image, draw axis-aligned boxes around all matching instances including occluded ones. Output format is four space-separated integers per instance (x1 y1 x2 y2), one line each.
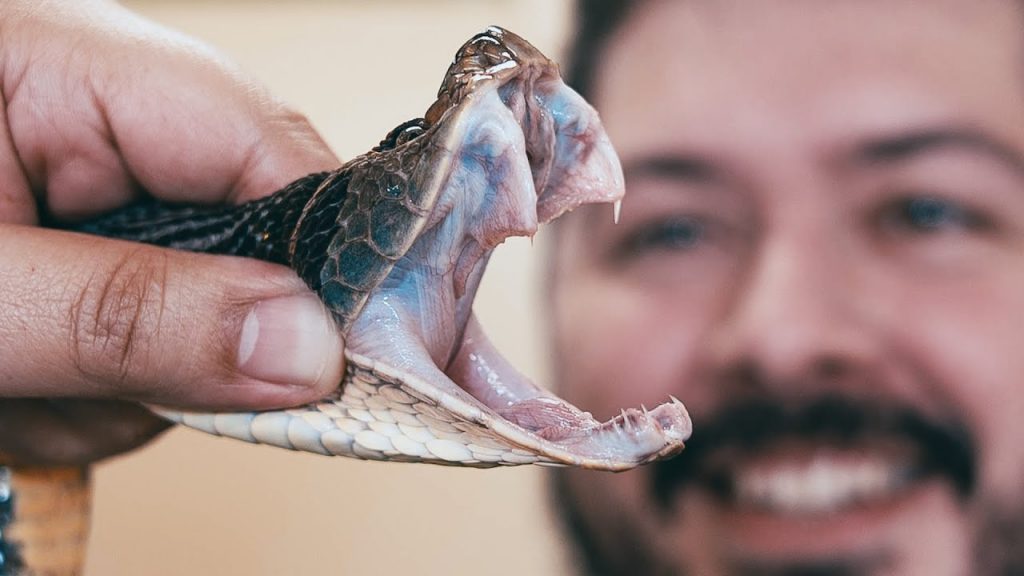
237 294 342 389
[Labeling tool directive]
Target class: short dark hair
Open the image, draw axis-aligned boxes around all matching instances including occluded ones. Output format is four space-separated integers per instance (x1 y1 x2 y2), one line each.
565 0 639 98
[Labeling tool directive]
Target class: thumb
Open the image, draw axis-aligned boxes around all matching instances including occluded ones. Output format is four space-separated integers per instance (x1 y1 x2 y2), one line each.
0 225 345 410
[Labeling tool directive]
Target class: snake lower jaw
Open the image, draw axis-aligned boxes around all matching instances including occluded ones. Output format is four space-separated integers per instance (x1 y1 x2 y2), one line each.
340 298 691 468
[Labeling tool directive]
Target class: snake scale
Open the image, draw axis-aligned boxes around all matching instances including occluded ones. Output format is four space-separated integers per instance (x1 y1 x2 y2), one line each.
2 27 690 575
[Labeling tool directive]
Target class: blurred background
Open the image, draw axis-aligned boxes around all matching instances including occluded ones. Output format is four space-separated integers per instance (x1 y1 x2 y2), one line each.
88 1 576 574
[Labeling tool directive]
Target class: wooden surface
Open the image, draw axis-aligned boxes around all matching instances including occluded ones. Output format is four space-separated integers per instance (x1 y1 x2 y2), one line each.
6 467 90 576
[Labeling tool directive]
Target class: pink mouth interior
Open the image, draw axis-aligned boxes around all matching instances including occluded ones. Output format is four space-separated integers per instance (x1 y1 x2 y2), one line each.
447 309 690 458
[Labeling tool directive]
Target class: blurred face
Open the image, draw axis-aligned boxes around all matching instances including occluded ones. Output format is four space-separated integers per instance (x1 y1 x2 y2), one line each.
551 0 1024 574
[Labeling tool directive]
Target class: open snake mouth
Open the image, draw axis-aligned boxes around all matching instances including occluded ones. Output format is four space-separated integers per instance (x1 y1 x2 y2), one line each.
341 28 691 469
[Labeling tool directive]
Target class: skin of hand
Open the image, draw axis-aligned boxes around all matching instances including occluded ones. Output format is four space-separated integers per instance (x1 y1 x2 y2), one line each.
0 0 346 466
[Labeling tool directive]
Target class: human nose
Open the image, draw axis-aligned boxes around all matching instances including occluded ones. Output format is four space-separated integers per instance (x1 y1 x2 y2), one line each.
705 225 877 387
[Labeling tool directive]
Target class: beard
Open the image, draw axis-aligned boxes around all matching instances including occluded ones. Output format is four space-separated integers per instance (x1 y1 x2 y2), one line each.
973 500 1024 576
549 393 1024 576
551 469 677 576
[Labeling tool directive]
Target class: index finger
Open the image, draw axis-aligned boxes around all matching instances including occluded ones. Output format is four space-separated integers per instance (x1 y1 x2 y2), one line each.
3 1 339 222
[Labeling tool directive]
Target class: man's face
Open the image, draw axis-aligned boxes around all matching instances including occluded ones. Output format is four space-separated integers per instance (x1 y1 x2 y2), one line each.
551 0 1024 574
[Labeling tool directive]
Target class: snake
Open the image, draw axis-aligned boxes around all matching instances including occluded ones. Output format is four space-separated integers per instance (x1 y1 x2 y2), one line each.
0 27 691 574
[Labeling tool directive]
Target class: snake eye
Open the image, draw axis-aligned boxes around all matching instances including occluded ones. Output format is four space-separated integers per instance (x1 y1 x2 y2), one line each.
374 119 429 152
395 125 425 146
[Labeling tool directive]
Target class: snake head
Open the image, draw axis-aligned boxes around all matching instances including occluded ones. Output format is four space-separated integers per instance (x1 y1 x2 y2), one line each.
287 27 690 469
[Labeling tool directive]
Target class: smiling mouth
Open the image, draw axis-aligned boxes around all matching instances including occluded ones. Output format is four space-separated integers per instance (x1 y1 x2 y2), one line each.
709 442 919 516
653 395 975 516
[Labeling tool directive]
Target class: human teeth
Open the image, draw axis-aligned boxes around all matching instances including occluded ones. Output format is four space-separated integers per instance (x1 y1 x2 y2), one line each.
733 453 904 515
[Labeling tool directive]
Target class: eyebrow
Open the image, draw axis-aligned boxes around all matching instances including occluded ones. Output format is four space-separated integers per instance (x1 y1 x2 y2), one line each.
618 127 1024 191
621 154 719 184
858 127 1024 174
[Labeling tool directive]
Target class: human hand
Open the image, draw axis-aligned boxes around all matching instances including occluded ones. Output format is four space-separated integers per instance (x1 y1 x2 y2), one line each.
0 0 345 465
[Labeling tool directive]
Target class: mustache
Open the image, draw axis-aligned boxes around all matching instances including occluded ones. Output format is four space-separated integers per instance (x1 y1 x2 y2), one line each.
652 394 976 509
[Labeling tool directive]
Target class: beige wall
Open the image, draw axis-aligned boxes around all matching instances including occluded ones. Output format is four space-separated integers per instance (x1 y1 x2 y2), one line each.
88 2 576 574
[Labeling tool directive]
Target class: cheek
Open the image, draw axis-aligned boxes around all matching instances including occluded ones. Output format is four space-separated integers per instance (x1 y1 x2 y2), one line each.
553 273 709 420
895 268 1024 497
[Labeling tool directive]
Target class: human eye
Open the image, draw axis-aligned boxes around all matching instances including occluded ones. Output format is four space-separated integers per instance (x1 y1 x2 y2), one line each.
613 215 707 259
875 195 989 236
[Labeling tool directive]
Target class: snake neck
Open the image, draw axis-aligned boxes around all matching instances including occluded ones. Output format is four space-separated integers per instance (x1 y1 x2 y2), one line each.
74 171 335 266
226 171 334 265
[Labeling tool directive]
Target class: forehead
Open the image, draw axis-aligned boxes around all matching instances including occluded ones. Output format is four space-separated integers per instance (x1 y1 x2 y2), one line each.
595 0 1024 164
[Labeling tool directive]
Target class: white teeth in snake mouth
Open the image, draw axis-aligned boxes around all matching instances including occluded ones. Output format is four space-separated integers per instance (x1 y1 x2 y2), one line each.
613 199 622 224
597 400 690 442
730 451 911 515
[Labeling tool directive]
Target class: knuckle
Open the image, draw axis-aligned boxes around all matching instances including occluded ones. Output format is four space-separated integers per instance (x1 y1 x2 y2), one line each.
265 100 313 128
266 105 323 147
68 248 170 388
